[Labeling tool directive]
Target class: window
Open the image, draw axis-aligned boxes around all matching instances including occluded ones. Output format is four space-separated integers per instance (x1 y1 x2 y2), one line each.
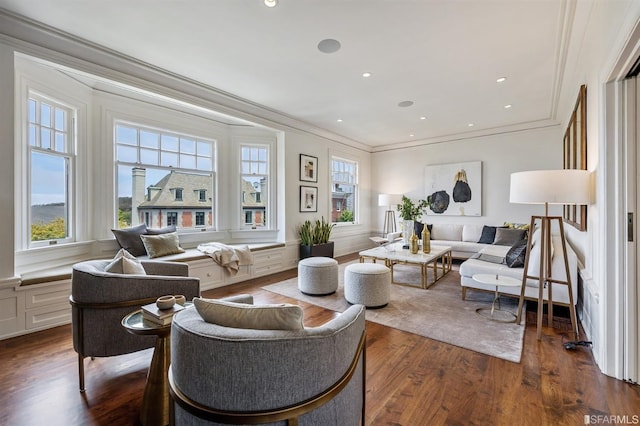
240 144 268 228
115 122 215 230
27 93 75 246
195 211 205 226
167 212 178 226
331 157 358 223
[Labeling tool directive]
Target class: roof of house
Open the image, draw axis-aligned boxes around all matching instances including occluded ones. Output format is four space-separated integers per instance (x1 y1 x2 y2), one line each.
138 170 212 209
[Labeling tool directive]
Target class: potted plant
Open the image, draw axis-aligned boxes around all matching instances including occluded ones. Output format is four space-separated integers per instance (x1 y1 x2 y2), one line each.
298 216 336 259
397 196 428 246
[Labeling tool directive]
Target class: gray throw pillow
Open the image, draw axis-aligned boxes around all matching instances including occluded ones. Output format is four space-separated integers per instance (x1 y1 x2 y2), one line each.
493 228 527 246
111 223 148 256
505 239 528 268
140 232 185 258
194 298 304 330
145 225 177 235
478 225 499 244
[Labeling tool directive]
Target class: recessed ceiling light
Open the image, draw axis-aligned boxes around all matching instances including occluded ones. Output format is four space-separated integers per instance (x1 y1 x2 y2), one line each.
420 116 427 120
497 77 507 83
398 101 414 108
264 0 277 7
468 123 474 127
317 39 341 54
504 104 512 109
362 72 372 78
409 134 415 137
337 119 343 122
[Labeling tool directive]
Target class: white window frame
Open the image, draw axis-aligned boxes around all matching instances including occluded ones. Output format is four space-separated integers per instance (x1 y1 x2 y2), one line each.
113 120 217 232
330 155 359 225
24 91 77 248
239 142 271 230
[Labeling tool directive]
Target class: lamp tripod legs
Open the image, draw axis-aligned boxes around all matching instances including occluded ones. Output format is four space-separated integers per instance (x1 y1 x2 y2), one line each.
516 216 578 341
382 210 396 237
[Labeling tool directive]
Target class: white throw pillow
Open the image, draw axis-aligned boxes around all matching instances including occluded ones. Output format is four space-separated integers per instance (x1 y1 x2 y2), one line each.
105 248 147 275
462 225 484 242
194 298 304 330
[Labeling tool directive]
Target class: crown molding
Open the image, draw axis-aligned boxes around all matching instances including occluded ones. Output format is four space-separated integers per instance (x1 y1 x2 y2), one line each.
0 9 372 153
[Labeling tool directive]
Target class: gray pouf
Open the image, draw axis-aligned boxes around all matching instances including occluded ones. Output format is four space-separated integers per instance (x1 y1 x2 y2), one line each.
298 257 339 296
344 263 391 309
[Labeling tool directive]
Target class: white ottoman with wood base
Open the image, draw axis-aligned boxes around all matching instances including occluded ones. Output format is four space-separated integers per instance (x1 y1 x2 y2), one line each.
298 257 339 296
344 263 391 309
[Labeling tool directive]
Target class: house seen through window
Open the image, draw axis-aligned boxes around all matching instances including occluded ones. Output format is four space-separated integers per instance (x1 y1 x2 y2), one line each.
115 122 215 230
331 156 358 223
240 144 269 228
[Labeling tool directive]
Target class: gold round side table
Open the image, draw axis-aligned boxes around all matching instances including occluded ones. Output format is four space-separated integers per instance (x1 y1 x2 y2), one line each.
122 310 172 426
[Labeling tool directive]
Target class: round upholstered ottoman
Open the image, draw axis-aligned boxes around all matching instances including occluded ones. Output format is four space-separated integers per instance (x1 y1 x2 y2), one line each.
298 257 339 296
344 263 391 309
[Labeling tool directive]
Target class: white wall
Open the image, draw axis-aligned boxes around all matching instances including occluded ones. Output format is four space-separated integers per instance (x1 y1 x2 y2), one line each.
554 0 640 378
370 126 563 232
283 130 372 256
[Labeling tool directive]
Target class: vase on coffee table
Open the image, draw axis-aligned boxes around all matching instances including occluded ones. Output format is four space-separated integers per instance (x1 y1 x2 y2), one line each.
401 220 414 248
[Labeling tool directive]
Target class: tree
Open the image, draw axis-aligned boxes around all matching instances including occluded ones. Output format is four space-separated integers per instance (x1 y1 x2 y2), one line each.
31 217 66 241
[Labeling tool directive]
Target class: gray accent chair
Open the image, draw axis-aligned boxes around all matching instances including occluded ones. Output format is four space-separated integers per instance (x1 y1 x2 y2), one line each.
70 259 200 392
169 299 366 425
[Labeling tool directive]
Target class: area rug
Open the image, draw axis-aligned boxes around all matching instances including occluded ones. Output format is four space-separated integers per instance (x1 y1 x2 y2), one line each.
263 261 525 363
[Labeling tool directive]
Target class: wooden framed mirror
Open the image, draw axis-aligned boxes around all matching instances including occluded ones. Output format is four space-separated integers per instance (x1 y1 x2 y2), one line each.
563 84 587 231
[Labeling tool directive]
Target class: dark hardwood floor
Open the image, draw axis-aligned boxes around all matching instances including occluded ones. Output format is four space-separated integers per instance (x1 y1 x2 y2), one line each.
1 253 639 425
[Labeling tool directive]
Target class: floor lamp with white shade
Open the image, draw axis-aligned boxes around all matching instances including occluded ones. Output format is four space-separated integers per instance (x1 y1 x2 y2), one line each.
378 194 402 237
510 169 590 340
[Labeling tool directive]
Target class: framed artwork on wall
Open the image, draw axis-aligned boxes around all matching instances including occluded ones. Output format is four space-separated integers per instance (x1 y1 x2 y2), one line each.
424 161 482 216
300 154 318 182
300 186 317 212
563 84 587 231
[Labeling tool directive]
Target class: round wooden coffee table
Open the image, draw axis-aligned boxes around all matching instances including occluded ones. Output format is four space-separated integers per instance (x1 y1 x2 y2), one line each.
472 274 522 323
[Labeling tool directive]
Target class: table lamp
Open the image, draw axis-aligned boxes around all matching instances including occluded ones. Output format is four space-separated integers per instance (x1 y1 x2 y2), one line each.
378 194 402 237
509 169 590 340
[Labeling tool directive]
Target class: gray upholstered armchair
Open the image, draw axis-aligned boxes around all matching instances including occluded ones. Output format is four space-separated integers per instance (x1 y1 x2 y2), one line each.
169 299 366 425
70 259 200 391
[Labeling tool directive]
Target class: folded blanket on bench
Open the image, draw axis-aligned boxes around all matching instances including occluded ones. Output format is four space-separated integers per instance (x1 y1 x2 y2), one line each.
197 243 253 275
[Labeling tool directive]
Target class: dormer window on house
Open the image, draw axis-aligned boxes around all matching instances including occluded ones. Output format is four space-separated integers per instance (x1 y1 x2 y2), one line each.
197 189 207 202
173 188 183 201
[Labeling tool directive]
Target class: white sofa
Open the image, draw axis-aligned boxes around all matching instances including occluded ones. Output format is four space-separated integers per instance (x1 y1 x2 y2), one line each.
459 233 578 306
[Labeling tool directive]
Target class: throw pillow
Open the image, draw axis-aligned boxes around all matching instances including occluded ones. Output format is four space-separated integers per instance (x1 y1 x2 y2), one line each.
505 239 528 268
145 225 177 235
493 228 527 246
477 225 498 244
194 298 304 330
140 232 185 258
111 223 148 257
414 222 424 239
105 248 147 274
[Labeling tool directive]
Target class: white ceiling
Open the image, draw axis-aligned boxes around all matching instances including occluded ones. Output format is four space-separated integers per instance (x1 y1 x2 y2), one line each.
0 0 577 149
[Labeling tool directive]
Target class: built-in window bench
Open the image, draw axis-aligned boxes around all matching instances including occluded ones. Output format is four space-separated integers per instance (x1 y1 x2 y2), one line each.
3 242 289 341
